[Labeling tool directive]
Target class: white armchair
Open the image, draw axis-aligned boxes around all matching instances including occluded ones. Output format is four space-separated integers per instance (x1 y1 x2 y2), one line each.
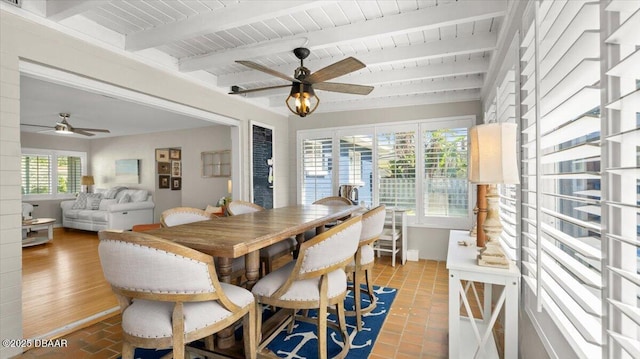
98 230 257 359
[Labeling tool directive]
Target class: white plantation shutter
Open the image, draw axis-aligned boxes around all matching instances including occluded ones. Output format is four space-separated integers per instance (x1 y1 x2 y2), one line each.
497 66 519 261
537 1 603 355
520 17 540 305
422 127 468 218
21 154 51 195
517 1 640 357
338 133 374 208
377 128 417 212
603 1 640 358
301 138 333 204
58 156 82 194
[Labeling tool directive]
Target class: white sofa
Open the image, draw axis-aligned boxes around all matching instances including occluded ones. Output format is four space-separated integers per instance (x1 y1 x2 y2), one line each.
61 188 154 231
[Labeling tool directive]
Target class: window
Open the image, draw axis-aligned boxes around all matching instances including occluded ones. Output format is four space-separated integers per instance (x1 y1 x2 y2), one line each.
301 138 333 204
21 149 87 199
423 127 469 218
298 116 474 228
517 1 639 358
377 129 416 212
339 134 373 206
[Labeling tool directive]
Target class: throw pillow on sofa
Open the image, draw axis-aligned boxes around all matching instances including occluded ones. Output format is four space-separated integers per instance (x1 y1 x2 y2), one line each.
118 194 131 204
86 193 103 210
72 193 88 209
103 186 127 199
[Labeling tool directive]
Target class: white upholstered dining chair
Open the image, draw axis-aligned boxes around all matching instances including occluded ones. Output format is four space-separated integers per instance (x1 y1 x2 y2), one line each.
160 207 213 227
251 215 363 359
227 200 297 276
312 196 353 206
345 205 386 331
98 230 257 359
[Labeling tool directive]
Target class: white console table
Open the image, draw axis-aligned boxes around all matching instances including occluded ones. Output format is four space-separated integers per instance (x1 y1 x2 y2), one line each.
447 230 520 359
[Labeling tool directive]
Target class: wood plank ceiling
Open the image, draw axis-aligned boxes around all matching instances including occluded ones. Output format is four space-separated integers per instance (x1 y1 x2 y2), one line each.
18 0 507 116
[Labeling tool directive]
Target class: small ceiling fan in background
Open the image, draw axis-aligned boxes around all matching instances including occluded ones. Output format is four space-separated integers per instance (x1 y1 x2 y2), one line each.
22 113 110 136
230 48 374 117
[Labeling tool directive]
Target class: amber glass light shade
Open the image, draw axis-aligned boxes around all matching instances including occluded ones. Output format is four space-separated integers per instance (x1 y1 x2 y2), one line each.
286 82 320 117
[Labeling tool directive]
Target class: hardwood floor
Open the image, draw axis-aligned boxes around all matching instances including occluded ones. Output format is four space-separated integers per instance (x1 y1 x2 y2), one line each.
21 228 460 358
22 228 118 340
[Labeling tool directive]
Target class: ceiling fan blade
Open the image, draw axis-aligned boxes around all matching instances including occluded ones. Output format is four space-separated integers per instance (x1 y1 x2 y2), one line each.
229 84 291 95
236 61 295 82
21 123 52 129
313 82 374 95
74 127 111 133
306 57 366 84
72 129 95 136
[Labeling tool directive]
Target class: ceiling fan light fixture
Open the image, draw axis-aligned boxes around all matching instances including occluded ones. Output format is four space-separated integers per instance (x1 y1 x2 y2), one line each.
54 124 73 134
286 82 319 117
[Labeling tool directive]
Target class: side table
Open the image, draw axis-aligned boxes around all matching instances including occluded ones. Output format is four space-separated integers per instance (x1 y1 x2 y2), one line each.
447 230 520 358
22 218 55 247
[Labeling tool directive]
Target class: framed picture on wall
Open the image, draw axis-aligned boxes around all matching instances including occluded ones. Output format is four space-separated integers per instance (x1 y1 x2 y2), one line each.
155 149 169 162
169 148 181 160
157 162 170 175
159 175 170 189
171 160 181 177
171 177 182 190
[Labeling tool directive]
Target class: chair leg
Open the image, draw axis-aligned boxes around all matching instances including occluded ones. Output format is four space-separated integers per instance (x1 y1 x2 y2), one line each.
336 302 350 357
243 304 257 359
263 256 272 276
354 268 363 331
287 309 296 333
317 303 328 359
365 268 377 312
122 341 135 359
255 302 263 344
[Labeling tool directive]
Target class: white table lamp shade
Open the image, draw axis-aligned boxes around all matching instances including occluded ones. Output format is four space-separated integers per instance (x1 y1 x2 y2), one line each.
469 123 520 185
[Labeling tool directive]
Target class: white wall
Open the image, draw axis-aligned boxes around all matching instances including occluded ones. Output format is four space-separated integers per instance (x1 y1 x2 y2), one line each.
0 10 288 358
91 125 232 221
287 101 483 260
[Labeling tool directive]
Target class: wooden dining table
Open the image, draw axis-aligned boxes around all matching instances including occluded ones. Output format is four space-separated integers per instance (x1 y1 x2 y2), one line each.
145 203 361 352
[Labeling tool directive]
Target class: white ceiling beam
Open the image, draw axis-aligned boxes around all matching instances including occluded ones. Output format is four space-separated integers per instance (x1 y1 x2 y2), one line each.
180 0 506 72
267 76 484 105
125 1 330 51
310 90 482 114
46 0 107 21
217 35 496 86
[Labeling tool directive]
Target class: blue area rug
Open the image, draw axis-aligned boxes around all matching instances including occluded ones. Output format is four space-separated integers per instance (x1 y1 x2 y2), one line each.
122 285 397 359
264 285 396 359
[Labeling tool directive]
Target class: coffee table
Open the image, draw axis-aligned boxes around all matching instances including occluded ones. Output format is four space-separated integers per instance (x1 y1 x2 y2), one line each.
22 218 55 247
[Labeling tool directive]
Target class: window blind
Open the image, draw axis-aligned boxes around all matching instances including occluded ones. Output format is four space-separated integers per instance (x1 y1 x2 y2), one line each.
339 134 373 208
21 155 51 195
301 138 333 204
422 127 468 218
377 130 417 212
497 67 519 261
523 1 605 357
603 1 640 358
57 156 82 194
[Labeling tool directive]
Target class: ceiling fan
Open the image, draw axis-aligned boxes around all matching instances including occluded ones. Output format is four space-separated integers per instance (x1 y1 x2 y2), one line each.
22 113 111 136
229 48 374 117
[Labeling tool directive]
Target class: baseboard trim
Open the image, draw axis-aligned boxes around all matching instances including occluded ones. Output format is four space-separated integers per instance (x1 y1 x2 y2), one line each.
25 306 119 341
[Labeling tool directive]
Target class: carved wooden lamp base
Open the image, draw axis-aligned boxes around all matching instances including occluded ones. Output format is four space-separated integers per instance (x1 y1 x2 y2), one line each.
477 185 509 269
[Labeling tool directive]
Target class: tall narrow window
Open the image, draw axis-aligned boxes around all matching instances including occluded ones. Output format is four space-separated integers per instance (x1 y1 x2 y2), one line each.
377 130 416 213
301 138 333 204
423 128 468 217
339 134 373 207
